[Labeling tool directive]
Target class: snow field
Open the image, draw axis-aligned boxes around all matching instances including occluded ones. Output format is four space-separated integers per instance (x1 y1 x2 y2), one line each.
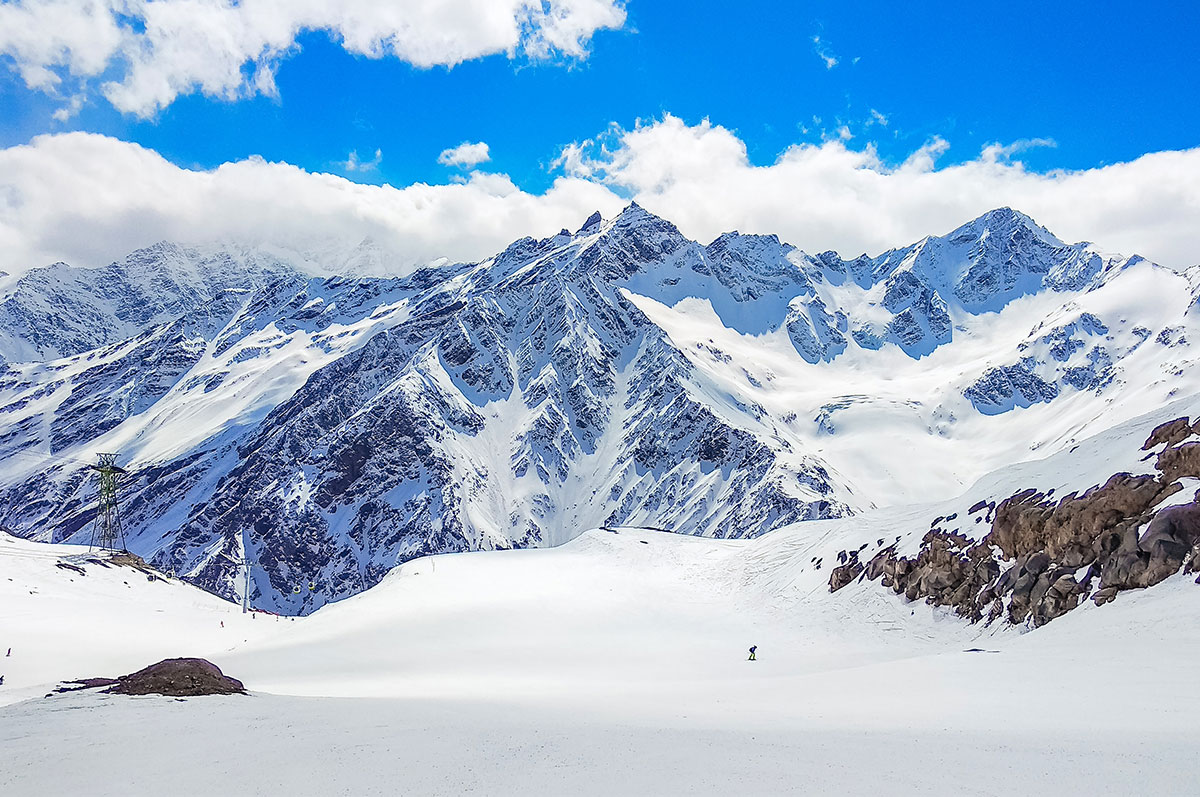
2 518 1198 795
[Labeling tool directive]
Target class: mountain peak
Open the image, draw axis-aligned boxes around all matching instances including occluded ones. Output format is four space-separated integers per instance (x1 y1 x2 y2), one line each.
615 201 656 223
577 211 603 234
950 207 1063 247
611 202 682 237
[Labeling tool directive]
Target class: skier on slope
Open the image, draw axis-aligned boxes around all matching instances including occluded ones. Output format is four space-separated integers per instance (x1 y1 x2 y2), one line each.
748 645 757 661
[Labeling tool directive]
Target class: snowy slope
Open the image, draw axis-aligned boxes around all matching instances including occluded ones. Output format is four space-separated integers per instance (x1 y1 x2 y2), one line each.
1 205 1198 614
0 532 271 706
1 399 1197 794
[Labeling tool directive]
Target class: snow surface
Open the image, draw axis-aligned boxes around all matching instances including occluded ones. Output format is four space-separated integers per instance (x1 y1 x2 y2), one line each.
4 391 1199 795
2 526 1196 795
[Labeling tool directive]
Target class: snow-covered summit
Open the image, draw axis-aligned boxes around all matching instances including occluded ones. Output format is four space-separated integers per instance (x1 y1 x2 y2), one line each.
0 242 302 362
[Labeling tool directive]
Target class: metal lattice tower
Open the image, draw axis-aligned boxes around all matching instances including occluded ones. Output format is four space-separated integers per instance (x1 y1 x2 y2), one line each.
89 453 128 552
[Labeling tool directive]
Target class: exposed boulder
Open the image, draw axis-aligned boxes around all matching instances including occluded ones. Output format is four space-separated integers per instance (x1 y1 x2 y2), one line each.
1156 442 1200 483
853 529 999 622
1101 502 1200 590
1142 417 1196 450
105 658 245 697
848 417 1200 628
988 475 1177 568
52 677 119 694
828 550 864 592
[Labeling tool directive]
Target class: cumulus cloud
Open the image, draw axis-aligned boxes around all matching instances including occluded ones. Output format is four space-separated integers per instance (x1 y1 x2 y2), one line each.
0 0 628 116
555 115 1200 267
1 121 1198 280
438 141 491 168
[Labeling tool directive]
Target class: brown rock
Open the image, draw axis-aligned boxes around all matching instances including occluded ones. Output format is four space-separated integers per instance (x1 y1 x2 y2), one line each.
864 547 895 581
1101 502 1200 591
105 658 245 697
1157 442 1200 483
834 420 1200 629
828 561 864 592
1142 417 1194 450
988 473 1176 565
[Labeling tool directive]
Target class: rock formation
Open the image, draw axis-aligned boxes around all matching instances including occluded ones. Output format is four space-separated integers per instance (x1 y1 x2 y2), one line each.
104 658 246 696
832 416 1200 627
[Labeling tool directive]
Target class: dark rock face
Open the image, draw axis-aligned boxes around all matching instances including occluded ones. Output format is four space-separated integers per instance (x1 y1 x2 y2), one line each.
1106 502 1200 589
105 658 245 696
836 416 1200 627
964 361 1059 414
1157 442 1200 484
988 474 1176 568
111 208 850 614
1061 346 1115 392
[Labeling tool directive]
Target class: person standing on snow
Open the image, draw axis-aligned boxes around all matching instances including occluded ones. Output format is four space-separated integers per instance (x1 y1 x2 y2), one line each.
748 645 757 661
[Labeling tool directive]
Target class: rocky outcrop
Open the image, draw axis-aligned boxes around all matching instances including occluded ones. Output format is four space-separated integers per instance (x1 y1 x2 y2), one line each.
105 658 245 696
964 360 1059 414
828 559 864 592
834 417 1200 627
1143 417 1199 450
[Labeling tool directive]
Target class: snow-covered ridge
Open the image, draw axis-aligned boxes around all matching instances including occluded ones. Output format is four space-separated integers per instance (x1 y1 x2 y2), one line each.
0 205 1197 614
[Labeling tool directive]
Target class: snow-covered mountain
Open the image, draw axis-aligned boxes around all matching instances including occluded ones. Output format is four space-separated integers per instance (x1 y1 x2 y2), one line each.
0 242 304 363
1 204 1197 613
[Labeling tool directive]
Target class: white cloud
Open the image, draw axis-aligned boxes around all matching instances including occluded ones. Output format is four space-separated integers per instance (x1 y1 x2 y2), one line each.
438 141 491 168
342 148 383 173
980 137 1057 163
1 121 1198 282
0 132 624 275
0 0 628 117
811 35 838 70
50 93 85 122
555 115 1200 267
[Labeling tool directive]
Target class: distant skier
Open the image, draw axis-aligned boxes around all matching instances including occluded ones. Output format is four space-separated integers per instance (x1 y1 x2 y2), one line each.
748 645 757 661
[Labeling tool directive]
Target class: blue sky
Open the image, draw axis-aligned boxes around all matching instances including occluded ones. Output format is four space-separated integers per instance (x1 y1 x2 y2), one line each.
3 0 1197 191
1 0 1199 275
